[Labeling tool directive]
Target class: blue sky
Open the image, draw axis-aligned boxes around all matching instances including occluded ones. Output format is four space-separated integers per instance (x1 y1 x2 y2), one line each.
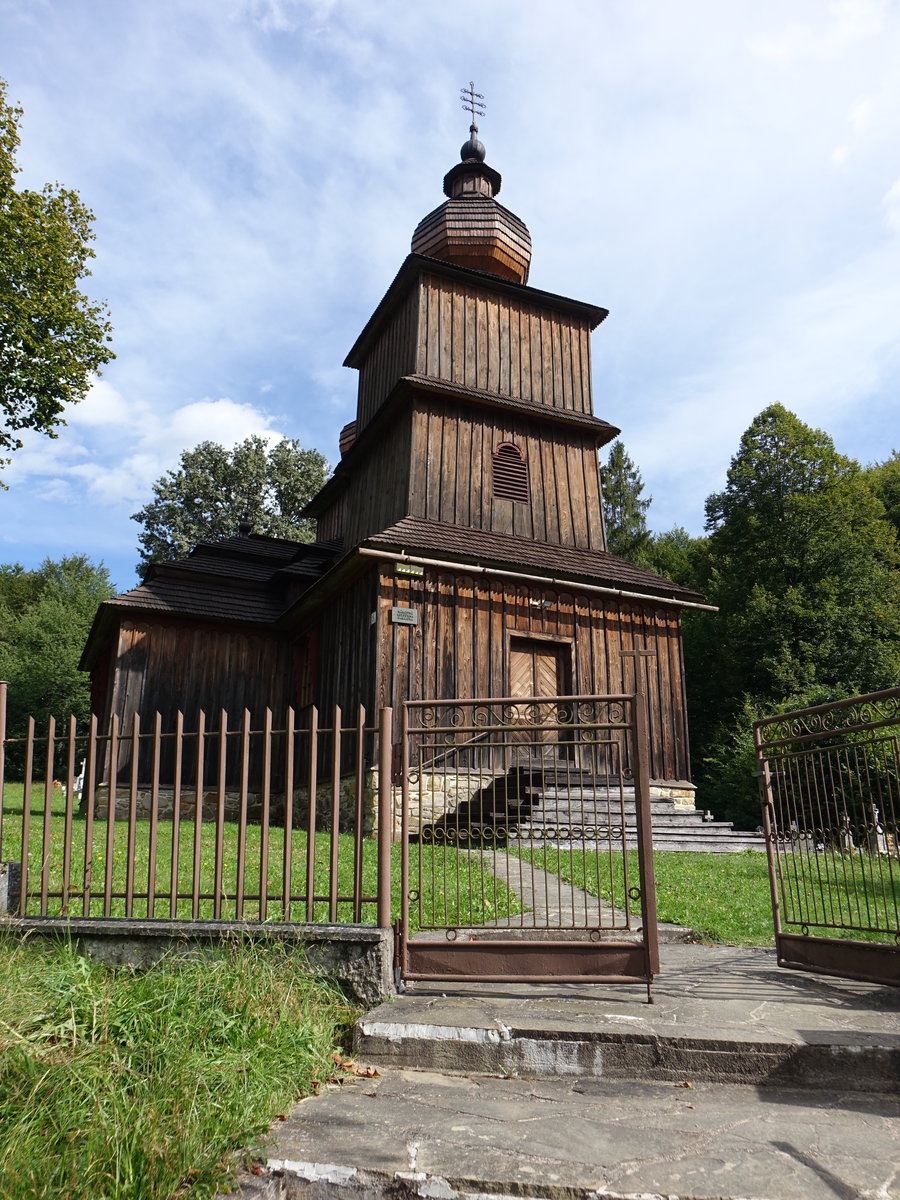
2 0 899 592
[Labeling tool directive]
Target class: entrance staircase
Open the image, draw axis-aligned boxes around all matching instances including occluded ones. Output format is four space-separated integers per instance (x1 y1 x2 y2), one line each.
517 772 765 852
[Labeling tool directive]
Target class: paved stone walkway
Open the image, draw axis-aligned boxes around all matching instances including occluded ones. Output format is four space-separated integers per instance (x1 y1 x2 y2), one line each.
235 944 900 1200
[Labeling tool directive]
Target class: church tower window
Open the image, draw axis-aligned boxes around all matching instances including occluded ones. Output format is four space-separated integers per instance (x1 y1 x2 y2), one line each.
492 442 529 504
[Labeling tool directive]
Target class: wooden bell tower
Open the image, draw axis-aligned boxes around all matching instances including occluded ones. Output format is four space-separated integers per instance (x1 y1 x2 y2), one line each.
296 97 704 791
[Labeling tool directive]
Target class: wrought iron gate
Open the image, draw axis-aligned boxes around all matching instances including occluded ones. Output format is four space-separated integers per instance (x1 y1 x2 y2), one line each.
398 694 659 999
754 688 900 987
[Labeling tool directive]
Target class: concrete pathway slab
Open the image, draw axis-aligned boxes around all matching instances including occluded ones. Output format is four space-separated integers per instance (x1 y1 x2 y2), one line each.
247 1069 899 1200
356 945 899 1089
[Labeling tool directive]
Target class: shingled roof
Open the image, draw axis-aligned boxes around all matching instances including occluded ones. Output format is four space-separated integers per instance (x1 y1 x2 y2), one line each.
362 517 704 604
79 533 342 671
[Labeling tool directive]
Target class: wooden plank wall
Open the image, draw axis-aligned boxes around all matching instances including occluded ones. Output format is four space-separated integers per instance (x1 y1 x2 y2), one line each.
376 567 690 784
316 416 412 548
415 273 594 414
105 620 295 785
410 401 605 549
311 570 379 772
356 286 420 431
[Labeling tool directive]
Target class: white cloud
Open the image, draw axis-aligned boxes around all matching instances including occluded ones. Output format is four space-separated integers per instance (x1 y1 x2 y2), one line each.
881 177 900 234
748 0 884 61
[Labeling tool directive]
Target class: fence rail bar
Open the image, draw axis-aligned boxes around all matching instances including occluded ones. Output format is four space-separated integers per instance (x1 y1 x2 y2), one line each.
305 706 318 923
214 709 228 921
282 706 295 923
147 713 162 919
353 704 366 923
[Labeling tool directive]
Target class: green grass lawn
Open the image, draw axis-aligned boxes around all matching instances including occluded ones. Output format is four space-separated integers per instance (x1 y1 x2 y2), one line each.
519 844 899 945
519 845 778 944
0 782 519 931
0 934 357 1200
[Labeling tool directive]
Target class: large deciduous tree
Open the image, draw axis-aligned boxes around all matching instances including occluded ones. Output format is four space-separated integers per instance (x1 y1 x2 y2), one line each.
600 439 652 563
695 404 900 827
0 556 116 739
0 78 114 470
132 436 329 578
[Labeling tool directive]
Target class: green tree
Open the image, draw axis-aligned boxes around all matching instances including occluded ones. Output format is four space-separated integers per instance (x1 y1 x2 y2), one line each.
864 450 900 538
0 556 115 739
644 526 710 592
705 404 900 706
132 436 329 578
0 78 114 471
600 439 652 563
695 404 900 825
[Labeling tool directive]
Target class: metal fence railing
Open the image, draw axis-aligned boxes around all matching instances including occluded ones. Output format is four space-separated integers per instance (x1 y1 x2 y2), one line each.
0 682 394 927
754 688 900 987
397 694 660 995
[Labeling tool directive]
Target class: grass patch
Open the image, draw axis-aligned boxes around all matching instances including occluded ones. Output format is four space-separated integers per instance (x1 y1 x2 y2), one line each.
0 933 356 1200
0 782 519 931
519 847 778 945
520 846 900 945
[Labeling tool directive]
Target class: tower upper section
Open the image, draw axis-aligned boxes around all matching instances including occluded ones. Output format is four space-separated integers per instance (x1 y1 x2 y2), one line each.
411 115 532 284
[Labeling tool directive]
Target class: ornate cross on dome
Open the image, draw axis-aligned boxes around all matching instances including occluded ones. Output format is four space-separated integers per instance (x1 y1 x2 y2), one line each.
460 81 485 128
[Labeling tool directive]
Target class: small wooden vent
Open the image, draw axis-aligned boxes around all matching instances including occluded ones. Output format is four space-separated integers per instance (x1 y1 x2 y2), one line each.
492 442 529 503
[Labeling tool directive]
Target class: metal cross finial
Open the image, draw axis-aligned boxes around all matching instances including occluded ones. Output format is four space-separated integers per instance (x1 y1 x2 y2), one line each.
460 81 486 129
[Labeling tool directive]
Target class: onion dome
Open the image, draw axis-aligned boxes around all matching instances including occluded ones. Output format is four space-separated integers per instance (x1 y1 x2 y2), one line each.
411 122 532 284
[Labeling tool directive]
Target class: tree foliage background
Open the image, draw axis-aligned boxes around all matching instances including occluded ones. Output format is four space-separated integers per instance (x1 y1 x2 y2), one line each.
0 557 115 744
132 436 329 578
605 408 900 829
0 78 114 470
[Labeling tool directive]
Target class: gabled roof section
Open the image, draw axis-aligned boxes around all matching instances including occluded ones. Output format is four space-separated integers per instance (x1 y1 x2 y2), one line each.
344 254 608 372
79 534 343 671
362 517 705 604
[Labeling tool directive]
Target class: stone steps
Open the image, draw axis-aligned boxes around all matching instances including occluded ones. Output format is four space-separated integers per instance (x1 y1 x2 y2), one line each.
520 785 766 853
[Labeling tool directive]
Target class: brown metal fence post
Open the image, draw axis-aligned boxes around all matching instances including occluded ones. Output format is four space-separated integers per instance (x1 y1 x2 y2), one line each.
632 686 660 985
753 722 784 944
377 707 392 929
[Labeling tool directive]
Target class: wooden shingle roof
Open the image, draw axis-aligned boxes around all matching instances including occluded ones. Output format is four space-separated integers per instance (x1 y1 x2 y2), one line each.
363 517 704 604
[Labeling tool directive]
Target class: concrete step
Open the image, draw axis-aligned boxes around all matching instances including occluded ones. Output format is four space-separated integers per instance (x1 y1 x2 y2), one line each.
241 1068 900 1200
232 945 900 1200
354 945 899 1093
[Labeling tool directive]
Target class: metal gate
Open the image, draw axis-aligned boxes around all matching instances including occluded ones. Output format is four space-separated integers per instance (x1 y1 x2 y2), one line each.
754 688 900 987
397 694 659 999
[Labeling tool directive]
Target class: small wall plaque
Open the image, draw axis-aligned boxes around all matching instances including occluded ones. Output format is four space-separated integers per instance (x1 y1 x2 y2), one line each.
395 562 424 577
390 606 419 626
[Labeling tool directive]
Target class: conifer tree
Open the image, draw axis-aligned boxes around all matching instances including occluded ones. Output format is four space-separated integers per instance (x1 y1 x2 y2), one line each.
600 440 652 563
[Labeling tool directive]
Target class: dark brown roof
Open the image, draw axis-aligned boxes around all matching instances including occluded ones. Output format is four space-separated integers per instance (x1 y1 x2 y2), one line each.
102 577 285 624
363 517 704 603
79 534 342 671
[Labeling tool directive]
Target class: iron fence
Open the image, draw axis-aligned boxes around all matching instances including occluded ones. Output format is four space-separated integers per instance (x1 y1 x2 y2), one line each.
0 682 393 927
754 688 900 986
398 694 659 994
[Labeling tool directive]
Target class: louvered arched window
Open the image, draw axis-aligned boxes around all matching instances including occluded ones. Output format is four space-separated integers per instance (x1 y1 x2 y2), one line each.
492 442 529 504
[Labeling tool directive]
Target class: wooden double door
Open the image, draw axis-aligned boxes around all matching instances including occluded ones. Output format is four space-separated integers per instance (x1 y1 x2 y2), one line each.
508 636 571 700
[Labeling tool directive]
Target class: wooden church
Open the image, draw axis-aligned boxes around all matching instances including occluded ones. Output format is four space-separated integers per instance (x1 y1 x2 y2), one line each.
81 112 706 796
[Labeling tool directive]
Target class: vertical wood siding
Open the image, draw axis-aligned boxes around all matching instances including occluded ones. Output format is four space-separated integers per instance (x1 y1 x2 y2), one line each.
415 272 594 415
356 286 420 432
354 274 596 432
410 402 605 549
103 620 295 785
375 567 690 783
316 417 413 547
